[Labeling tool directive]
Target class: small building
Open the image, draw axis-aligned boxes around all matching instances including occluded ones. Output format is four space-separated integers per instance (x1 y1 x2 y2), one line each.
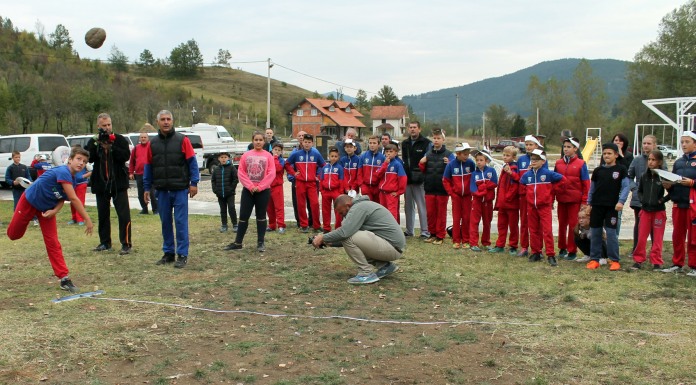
370 105 408 138
289 98 366 139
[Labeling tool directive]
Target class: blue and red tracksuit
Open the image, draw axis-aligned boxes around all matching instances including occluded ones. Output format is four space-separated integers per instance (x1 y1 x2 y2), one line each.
340 154 362 193
267 155 286 230
520 167 565 257
517 153 548 250
469 166 498 247
375 157 407 222
554 155 590 254
494 162 520 248
360 150 386 202
443 158 476 245
285 147 325 229
320 161 346 232
665 151 696 268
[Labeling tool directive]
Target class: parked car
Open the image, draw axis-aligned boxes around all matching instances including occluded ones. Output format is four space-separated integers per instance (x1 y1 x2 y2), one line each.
492 140 517 152
657 145 679 159
0 134 70 185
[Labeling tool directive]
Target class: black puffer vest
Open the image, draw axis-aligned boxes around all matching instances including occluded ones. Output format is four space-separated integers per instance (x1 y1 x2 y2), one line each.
150 131 190 190
423 146 452 195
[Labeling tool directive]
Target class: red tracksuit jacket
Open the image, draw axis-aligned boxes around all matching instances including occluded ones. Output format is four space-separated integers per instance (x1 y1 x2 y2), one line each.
553 155 590 204
376 158 407 194
340 154 362 191
442 158 476 197
320 162 346 192
494 161 520 210
470 166 498 201
520 167 565 208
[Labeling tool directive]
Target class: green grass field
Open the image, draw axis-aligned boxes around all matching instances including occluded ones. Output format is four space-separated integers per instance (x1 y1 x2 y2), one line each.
1 200 695 384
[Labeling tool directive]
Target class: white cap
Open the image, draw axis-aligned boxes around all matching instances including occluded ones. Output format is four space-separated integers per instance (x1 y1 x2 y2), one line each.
524 135 543 148
564 137 580 149
681 131 696 141
344 138 355 146
454 142 472 152
531 148 547 161
476 149 494 162
38 154 47 160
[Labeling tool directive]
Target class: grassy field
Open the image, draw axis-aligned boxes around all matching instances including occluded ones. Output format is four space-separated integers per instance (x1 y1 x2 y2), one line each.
1 199 695 384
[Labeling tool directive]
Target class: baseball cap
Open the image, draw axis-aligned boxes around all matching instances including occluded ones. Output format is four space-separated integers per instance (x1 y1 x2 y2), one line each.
524 135 544 148
454 142 472 152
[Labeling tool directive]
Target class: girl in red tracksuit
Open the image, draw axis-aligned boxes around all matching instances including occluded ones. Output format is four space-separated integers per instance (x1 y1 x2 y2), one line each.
267 143 286 233
632 149 667 270
469 151 498 252
360 136 386 202
491 146 520 254
554 137 590 260
375 144 407 222
443 144 476 249
320 147 346 232
520 149 566 266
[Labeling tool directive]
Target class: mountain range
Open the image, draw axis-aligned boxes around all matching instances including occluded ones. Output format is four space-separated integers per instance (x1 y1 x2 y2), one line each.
402 58 629 125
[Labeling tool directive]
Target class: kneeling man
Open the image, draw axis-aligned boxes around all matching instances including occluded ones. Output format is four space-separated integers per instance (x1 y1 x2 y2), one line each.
312 194 405 284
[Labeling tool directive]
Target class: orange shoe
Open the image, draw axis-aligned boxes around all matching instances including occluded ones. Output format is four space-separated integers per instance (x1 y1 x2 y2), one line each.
586 260 600 270
609 261 621 271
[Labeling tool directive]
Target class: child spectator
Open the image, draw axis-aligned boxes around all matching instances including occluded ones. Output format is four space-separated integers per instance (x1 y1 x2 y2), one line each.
661 131 696 275
340 139 362 195
443 143 476 249
632 149 667 270
6 147 94 293
68 156 91 226
360 136 385 202
554 137 590 260
574 206 607 261
33 154 53 177
320 147 346 232
520 149 566 266
5 150 32 210
586 143 630 271
418 128 454 245
211 152 239 233
267 142 286 234
285 134 325 233
516 135 546 257
129 130 158 215
469 150 498 252
376 143 407 222
490 146 520 254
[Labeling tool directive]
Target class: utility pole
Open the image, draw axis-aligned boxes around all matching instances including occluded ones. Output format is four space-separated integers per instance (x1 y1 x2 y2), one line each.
266 58 273 129
455 94 459 140
536 107 540 136
482 113 486 149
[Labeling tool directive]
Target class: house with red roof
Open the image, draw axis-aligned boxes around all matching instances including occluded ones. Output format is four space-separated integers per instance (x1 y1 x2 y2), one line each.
370 105 408 138
289 98 366 138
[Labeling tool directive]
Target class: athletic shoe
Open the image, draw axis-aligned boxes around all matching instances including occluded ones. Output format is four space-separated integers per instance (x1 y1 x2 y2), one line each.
661 265 683 273
652 264 663 271
452 243 461 249
232 225 238 232
257 242 266 252
470 246 482 252
564 252 577 261
32 219 39 226
119 245 132 255
488 246 505 253
60 278 79 293
419 234 430 240
347 272 379 284
278 227 286 234
528 253 542 262
300 227 309 233
67 220 77 225
174 255 188 268
266 227 275 232
686 270 696 277
155 253 175 265
609 261 621 271
403 231 414 237
93 243 111 252
432 238 443 245
376 262 399 278
224 242 243 251
78 222 85 226
547 256 558 267
423 236 436 243
220 225 228 233
599 258 608 265
461 243 471 249
586 260 600 269
516 248 529 257
558 249 568 258
631 262 642 270
508 248 518 255
576 255 591 263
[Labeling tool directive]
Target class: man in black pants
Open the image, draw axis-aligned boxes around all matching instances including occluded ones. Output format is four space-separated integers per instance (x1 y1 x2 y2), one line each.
88 112 133 255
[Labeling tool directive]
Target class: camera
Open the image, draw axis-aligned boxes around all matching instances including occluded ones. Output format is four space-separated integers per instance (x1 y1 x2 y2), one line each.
97 127 114 144
308 236 326 249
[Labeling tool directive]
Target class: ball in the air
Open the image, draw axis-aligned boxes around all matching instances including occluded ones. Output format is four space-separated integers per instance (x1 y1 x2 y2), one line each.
85 27 106 49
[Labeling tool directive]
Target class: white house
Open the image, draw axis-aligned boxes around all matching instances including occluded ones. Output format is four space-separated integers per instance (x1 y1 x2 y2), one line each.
370 105 408 137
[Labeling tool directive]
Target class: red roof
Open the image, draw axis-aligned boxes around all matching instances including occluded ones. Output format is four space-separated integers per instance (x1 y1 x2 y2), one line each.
371 105 408 120
301 98 366 128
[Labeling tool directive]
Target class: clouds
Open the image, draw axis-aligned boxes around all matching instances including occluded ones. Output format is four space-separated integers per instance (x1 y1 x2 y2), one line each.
2 0 683 96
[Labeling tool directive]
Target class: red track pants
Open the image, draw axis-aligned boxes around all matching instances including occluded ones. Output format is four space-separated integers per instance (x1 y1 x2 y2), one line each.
70 183 88 222
470 197 493 247
266 185 285 230
321 189 343 232
379 192 400 222
362 184 380 203
296 180 321 230
632 210 666 266
495 208 519 248
425 194 449 239
519 195 529 249
528 204 555 256
671 207 696 268
450 194 472 244
557 202 581 253
7 195 69 279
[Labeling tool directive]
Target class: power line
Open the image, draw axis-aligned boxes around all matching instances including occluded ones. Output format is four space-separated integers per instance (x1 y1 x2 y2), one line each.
272 61 378 95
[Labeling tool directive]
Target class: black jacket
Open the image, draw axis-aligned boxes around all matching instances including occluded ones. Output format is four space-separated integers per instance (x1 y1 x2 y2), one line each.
150 131 191 191
211 161 238 198
401 134 432 185
423 146 452 195
88 133 131 194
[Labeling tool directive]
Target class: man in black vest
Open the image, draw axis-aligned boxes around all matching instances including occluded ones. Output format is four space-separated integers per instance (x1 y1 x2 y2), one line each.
88 112 133 255
401 121 433 238
144 110 200 268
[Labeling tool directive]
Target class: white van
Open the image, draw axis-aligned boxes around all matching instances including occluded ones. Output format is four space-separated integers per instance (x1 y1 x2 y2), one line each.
0 134 70 185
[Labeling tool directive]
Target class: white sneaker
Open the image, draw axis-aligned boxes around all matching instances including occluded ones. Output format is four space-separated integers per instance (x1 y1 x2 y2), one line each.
32 219 39 226
661 265 683 273
599 258 608 265
686 270 696 277
576 255 591 263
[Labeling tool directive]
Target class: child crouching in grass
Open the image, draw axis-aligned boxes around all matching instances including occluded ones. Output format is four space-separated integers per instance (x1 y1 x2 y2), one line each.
574 205 607 262
631 150 667 270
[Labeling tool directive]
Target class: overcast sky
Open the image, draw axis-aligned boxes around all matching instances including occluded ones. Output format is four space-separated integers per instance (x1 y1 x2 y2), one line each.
2 1 685 97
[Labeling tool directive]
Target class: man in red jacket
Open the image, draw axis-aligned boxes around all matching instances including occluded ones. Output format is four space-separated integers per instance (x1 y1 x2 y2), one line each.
554 137 590 260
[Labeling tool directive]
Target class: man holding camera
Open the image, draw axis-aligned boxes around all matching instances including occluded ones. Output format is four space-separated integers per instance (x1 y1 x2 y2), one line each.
311 194 405 284
88 112 132 255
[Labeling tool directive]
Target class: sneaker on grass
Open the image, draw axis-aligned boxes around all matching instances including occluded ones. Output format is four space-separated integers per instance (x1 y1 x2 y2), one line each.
376 262 399 278
347 272 379 284
60 278 79 293
631 262 642 270
686 270 696 277
661 265 683 273
155 253 175 265
576 255 591 263
599 258 608 265
547 256 558 266
488 246 505 253
558 249 568 258
508 248 517 255
586 260 600 269
609 261 621 271
564 252 577 261
470 246 482 252
432 238 443 245
174 255 187 268
516 248 529 257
